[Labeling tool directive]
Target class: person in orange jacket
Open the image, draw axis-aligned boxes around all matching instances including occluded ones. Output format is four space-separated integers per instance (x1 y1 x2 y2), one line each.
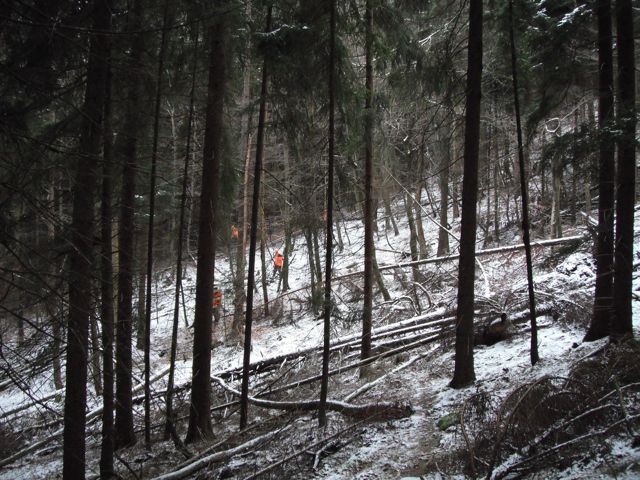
212 287 222 322
230 224 239 240
273 249 284 279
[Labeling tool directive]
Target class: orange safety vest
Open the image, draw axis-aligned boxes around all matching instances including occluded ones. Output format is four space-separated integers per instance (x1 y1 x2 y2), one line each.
231 225 239 239
274 253 284 268
212 290 222 307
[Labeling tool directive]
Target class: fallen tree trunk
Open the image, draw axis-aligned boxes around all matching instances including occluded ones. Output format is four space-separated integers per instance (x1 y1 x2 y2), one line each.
377 235 585 273
212 376 413 420
151 426 291 480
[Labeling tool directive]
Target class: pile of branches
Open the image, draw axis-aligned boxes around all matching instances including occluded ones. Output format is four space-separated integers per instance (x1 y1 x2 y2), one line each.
458 341 640 478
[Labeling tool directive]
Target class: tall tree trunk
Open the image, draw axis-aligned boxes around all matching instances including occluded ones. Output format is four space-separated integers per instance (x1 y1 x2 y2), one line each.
313 228 323 285
62 0 109 476
165 29 199 437
259 200 269 316
361 0 374 364
305 227 317 298
99 55 115 479
450 0 482 389
611 0 636 339
115 0 144 449
232 134 252 335
550 155 563 238
585 0 615 342
509 0 538 365
240 6 271 429
186 12 227 443
90 312 102 396
143 0 170 447
136 247 145 351
319 0 336 428
414 185 428 258
437 134 451 256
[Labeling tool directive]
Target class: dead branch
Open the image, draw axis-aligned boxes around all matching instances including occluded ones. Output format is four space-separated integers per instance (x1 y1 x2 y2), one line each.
242 420 366 480
494 414 640 479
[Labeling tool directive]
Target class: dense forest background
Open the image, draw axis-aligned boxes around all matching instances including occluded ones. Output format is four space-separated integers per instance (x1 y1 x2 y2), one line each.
0 0 638 478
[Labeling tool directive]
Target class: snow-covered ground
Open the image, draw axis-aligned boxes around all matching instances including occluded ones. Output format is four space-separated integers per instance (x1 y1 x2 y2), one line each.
1 196 639 479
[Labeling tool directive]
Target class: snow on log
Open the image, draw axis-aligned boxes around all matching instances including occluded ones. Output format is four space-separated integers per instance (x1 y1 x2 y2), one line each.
151 426 289 480
211 376 413 420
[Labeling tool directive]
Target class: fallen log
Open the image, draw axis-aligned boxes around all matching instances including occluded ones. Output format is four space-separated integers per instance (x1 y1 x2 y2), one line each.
377 235 585 273
212 376 413 420
151 426 291 480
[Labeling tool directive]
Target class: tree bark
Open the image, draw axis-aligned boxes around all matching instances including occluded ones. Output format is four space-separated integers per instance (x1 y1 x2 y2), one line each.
143 0 170 446
437 133 451 256
361 0 374 364
450 0 482 389
165 29 199 438
240 5 271 429
319 0 336 428
611 0 636 339
509 0 539 365
62 0 109 476
585 0 615 342
186 12 227 443
99 53 115 480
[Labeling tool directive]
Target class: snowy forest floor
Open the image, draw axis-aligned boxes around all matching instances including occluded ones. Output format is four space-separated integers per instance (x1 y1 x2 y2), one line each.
1 198 640 479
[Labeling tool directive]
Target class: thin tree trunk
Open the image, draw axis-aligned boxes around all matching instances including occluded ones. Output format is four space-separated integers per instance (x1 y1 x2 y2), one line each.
186 13 227 443
450 0 482 389
437 134 451 256
509 0 538 365
99 54 115 479
115 0 144 449
319 0 336 428
165 29 198 438
361 0 374 364
550 155 563 238
259 200 269 316
611 0 636 339
414 185 428 258
143 0 170 447
90 312 102 396
313 228 323 285
585 0 615 342
62 0 109 476
136 248 145 351
240 6 271 429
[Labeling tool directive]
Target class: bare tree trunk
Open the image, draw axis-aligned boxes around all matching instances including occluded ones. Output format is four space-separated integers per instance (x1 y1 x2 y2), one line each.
509 0 539 365
240 6 271 429
305 227 317 297
437 134 451 256
186 12 227 443
89 312 102 396
414 185 428 259
611 0 636 339
319 0 336 428
450 0 482 389
165 29 199 437
62 0 109 476
585 0 615 342
383 194 399 236
99 54 115 479
260 200 269 316
136 247 145 351
313 228 323 285
361 0 374 364
143 0 170 446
